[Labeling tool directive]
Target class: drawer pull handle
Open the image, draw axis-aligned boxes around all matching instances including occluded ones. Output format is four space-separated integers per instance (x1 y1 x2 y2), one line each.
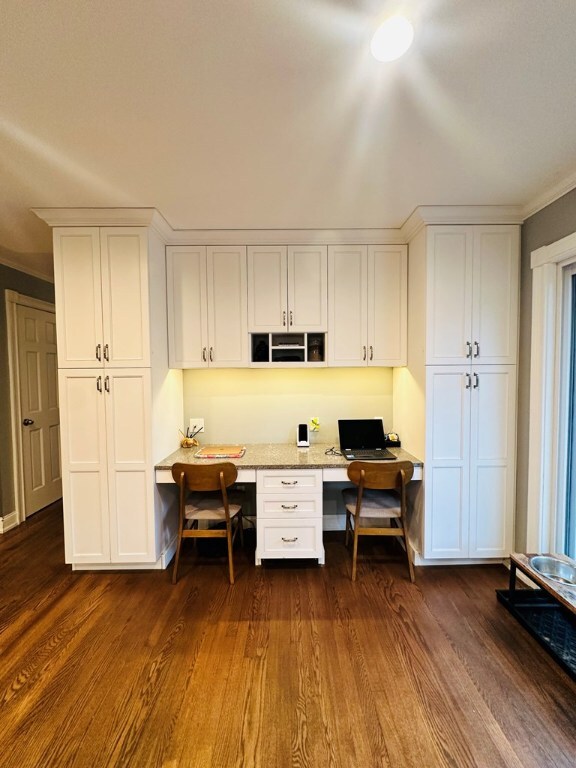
281 480 298 485
282 537 298 543
281 504 298 510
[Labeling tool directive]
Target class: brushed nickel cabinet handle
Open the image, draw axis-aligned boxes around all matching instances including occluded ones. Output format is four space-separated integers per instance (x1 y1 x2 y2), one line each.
363 346 367 361
281 480 298 485
473 341 480 358
466 341 472 358
473 372 479 389
96 343 101 361
209 347 213 362
465 373 471 389
202 347 207 362
283 311 287 327
281 537 298 543
281 504 298 510
97 376 102 392
369 345 374 360
104 375 110 393
289 310 293 326
104 343 109 361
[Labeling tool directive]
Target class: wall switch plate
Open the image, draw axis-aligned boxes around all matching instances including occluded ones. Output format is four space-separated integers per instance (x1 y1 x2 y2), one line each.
189 418 205 434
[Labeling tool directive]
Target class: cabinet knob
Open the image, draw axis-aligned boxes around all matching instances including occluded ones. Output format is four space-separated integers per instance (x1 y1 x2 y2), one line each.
22 418 34 426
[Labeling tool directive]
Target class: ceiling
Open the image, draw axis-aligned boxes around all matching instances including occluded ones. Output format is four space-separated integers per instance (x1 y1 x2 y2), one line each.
3 0 576 281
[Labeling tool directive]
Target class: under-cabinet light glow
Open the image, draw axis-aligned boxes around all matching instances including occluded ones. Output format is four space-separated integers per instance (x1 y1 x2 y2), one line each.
370 15 414 62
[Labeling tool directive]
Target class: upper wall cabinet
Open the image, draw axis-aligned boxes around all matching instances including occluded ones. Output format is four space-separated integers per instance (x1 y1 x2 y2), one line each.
167 245 248 368
53 228 151 368
247 245 328 333
426 226 520 365
328 244 407 367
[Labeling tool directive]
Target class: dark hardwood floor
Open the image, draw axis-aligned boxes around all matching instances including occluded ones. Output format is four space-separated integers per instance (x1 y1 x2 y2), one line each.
0 502 575 768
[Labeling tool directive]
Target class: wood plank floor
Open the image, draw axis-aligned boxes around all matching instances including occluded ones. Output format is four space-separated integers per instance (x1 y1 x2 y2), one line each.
1 503 575 768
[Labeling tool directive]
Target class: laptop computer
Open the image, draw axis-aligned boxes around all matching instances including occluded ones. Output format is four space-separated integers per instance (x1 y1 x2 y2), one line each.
338 419 396 461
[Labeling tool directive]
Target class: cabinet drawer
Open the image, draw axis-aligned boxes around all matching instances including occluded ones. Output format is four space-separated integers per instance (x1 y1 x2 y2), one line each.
258 494 322 519
256 519 323 559
257 469 322 493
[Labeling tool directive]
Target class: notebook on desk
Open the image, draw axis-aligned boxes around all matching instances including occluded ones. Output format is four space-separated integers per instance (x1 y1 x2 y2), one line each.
338 419 396 461
194 445 246 459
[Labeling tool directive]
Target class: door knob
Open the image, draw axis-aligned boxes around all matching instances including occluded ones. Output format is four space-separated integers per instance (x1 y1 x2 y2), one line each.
23 418 34 426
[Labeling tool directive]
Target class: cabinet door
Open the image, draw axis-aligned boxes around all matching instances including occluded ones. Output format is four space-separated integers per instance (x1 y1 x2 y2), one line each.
166 246 209 368
472 226 519 364
368 244 407 366
468 365 517 558
248 246 287 332
426 227 474 364
424 366 471 558
58 370 110 563
287 245 327 331
53 228 103 368
207 246 248 367
105 369 154 562
100 228 150 367
328 245 368 366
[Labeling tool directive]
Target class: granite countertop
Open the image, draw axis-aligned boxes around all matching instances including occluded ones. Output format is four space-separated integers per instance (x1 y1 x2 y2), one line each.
155 443 423 471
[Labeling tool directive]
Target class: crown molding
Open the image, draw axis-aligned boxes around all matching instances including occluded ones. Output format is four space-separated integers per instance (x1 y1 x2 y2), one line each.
401 205 524 241
31 207 173 242
0 253 54 282
164 227 405 246
522 170 576 220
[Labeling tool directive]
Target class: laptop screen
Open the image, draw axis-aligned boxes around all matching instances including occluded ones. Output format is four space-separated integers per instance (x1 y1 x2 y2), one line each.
338 419 386 450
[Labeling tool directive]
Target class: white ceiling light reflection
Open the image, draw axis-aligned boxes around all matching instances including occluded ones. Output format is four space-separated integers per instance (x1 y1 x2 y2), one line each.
370 15 414 62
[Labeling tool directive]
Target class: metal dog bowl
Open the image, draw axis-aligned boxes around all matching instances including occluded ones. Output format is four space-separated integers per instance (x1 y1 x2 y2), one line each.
529 555 576 586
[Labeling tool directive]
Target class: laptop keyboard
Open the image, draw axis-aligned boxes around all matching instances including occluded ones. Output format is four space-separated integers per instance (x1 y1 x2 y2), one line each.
344 448 396 461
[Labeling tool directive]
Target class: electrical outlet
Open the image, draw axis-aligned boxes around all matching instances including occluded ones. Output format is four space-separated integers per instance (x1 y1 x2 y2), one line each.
189 418 205 434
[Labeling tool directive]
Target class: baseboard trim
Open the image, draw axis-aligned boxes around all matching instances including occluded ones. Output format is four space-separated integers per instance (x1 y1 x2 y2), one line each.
0 511 19 534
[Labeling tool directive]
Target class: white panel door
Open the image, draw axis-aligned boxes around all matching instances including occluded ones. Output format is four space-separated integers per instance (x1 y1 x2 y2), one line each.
426 227 473 365
105 370 154 562
207 246 248 367
18 305 62 516
100 228 150 367
248 246 287 332
472 226 520 364
468 365 517 557
53 228 103 368
425 366 471 558
166 246 208 367
328 245 368 366
288 245 327 332
59 370 110 563
368 244 407 366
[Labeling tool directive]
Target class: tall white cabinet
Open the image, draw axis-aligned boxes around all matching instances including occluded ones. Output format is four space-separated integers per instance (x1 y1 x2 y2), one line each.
53 224 181 569
396 223 520 561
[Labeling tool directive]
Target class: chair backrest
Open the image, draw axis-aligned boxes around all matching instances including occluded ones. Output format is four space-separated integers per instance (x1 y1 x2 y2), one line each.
347 460 414 490
171 462 238 493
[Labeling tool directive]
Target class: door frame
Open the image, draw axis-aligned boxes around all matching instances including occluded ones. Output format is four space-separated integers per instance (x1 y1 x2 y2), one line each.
5 289 57 529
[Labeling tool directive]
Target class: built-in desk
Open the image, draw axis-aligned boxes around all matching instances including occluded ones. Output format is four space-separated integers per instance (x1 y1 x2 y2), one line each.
155 444 423 566
154 443 422 482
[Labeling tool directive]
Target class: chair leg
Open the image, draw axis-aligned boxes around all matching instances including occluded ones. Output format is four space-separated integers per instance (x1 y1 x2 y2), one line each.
399 525 415 583
351 521 360 582
172 533 183 585
226 522 235 585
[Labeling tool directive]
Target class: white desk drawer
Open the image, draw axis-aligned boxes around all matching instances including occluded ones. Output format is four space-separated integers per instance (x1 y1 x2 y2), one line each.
258 494 322 519
256 519 323 559
257 469 322 493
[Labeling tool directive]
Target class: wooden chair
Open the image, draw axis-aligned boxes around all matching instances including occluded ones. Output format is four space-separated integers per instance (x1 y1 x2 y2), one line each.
171 462 244 585
342 461 415 583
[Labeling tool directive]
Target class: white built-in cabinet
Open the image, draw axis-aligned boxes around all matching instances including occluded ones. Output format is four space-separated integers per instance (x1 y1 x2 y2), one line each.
52 225 176 568
426 226 519 365
53 228 150 368
328 244 407 367
58 369 153 563
247 245 327 332
401 223 520 561
425 365 517 559
167 245 248 368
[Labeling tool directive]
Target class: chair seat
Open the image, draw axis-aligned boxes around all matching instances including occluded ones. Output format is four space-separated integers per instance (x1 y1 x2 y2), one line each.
185 493 242 521
342 487 401 518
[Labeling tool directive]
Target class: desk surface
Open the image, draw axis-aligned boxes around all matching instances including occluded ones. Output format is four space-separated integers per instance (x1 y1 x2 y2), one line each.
155 443 422 472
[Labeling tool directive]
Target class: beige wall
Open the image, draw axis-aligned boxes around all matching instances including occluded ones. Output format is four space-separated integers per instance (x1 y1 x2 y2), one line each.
516 188 576 550
182 367 394 446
